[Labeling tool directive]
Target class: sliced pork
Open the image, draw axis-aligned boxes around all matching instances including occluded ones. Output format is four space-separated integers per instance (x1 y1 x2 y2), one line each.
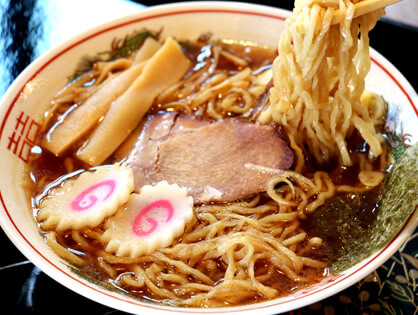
125 113 293 204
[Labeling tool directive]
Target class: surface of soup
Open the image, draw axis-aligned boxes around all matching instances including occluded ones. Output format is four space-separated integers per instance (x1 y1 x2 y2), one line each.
27 33 390 307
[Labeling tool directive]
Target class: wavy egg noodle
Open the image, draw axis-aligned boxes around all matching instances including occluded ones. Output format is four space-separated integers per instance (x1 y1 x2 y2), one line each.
259 0 385 171
27 3 392 307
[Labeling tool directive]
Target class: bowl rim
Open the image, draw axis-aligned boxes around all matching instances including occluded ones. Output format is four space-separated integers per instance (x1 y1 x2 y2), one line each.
0 1 417 314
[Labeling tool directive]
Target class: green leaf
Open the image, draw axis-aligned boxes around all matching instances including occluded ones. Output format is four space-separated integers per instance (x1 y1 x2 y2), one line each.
378 298 402 315
386 280 415 304
402 253 418 270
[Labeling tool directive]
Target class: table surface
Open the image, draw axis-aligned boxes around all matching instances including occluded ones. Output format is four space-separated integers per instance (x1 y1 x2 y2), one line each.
0 1 417 314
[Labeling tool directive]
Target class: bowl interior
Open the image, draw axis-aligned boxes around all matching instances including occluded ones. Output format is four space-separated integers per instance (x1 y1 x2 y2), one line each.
0 2 417 314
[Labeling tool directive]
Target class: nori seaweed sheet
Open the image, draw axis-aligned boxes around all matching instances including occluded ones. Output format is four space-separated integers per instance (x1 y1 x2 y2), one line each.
330 143 418 272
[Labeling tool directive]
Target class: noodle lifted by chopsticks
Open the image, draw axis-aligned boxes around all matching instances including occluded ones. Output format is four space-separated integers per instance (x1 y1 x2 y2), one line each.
259 0 386 171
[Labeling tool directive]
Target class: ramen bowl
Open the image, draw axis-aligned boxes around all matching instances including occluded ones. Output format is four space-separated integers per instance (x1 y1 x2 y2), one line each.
0 2 417 314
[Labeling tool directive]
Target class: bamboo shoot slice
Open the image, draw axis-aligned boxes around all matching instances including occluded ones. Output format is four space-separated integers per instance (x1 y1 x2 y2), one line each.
43 38 161 156
134 37 161 64
76 38 191 166
43 61 147 156
113 119 145 161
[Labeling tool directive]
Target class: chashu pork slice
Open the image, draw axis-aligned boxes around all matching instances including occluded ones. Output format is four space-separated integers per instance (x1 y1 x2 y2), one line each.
125 113 293 204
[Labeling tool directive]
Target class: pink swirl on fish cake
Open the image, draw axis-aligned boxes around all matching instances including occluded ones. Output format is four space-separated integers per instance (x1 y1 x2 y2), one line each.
71 180 116 211
132 200 174 237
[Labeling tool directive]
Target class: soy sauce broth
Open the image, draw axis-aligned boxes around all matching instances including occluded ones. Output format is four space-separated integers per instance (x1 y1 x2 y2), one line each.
26 38 388 306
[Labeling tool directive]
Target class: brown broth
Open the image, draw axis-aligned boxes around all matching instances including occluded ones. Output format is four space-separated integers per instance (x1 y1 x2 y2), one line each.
27 39 387 306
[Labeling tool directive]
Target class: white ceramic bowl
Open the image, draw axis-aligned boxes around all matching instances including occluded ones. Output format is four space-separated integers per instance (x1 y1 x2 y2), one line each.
0 2 417 315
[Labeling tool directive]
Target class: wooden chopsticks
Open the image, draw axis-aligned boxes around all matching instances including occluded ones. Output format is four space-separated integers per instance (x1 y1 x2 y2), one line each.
331 0 402 25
